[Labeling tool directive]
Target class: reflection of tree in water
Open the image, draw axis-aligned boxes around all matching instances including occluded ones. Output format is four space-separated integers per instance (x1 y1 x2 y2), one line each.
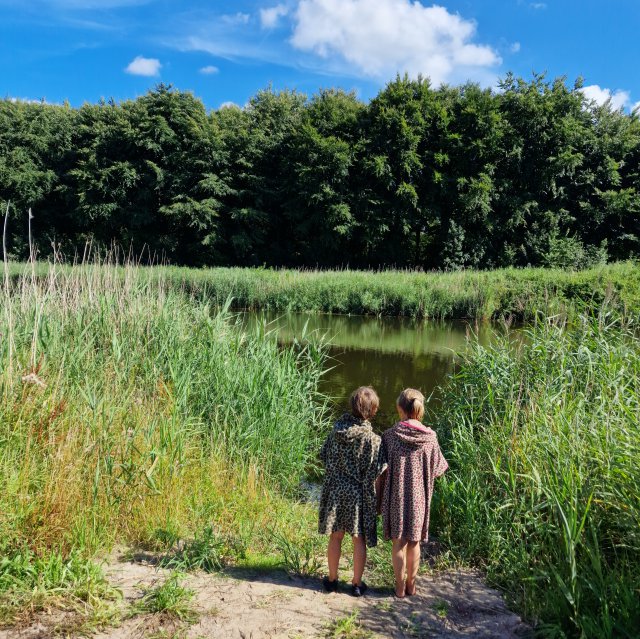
237 310 515 433
321 347 455 431
238 310 485 358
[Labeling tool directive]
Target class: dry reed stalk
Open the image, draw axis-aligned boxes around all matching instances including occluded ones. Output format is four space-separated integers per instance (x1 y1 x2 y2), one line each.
2 201 15 389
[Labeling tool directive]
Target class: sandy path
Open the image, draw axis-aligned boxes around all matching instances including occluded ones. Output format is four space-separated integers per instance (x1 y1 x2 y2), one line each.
1 557 530 639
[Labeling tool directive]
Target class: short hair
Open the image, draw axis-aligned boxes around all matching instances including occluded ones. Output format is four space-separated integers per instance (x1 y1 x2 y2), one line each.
397 388 425 420
350 386 380 420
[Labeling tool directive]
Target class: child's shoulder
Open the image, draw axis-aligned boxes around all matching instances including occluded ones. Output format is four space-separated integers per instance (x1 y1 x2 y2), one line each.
381 422 400 437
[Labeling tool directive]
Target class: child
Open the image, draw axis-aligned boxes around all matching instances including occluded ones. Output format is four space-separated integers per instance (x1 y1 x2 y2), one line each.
318 386 386 597
379 388 448 598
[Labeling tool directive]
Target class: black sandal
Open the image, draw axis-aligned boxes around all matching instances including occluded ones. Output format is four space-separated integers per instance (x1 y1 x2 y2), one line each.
323 577 338 593
351 581 368 597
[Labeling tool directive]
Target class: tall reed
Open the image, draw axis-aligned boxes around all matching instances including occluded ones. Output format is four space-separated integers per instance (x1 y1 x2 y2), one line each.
433 315 640 637
8 261 640 320
0 259 328 555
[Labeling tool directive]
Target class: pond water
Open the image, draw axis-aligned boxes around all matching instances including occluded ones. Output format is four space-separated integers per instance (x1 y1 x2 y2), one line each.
238 311 500 427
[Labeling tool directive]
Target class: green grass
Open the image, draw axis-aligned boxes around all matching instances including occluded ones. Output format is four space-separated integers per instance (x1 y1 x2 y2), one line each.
1 260 329 554
0 548 120 630
8 261 640 320
325 610 373 639
433 314 640 638
0 258 328 629
273 530 323 577
132 573 197 622
159 525 241 573
156 262 640 320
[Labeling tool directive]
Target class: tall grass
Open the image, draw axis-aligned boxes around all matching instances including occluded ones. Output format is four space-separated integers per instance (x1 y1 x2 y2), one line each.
433 315 640 637
160 262 640 320
0 259 328 556
9 262 640 320
8 261 640 320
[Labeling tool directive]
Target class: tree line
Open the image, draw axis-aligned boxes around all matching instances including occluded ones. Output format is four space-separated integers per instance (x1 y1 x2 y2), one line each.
1 74 639 269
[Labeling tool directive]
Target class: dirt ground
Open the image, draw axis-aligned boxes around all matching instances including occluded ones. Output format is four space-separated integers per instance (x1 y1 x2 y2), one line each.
0 553 531 639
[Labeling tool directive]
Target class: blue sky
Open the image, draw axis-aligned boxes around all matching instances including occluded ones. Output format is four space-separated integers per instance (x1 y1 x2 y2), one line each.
2 0 639 111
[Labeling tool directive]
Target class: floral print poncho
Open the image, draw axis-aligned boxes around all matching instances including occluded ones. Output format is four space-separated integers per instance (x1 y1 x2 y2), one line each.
318 414 386 548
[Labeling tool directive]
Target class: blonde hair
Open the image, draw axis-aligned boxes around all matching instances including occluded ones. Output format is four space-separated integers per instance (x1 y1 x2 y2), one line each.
350 386 380 420
397 388 425 420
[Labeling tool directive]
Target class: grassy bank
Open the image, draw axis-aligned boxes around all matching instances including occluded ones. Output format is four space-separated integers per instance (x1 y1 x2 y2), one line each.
432 316 640 637
0 261 327 626
161 262 640 320
9 261 640 320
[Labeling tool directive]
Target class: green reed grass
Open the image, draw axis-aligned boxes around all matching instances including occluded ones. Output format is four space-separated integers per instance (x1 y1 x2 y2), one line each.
159 262 640 320
0 260 329 557
8 261 640 320
433 314 640 637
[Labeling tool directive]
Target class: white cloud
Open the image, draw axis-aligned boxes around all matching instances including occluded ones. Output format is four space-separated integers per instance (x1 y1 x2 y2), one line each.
125 55 161 76
8 97 47 104
510 41 521 53
221 12 250 25
219 101 240 109
289 0 501 85
530 2 547 9
581 84 631 111
199 65 219 74
632 101 640 114
260 4 289 29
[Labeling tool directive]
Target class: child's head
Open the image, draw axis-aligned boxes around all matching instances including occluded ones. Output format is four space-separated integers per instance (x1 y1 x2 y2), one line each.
350 386 379 420
396 388 425 421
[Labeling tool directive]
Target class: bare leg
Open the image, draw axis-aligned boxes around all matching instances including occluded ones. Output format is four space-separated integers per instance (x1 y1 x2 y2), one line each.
352 535 366 585
327 531 345 581
405 541 420 595
392 538 407 597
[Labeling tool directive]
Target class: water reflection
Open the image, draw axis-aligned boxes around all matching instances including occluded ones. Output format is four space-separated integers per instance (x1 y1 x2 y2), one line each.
322 347 455 427
237 310 498 428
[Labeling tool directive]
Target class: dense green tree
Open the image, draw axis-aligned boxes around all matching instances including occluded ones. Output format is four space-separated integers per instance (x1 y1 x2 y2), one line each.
1 78 638 268
0 99 75 256
65 85 225 264
280 90 363 265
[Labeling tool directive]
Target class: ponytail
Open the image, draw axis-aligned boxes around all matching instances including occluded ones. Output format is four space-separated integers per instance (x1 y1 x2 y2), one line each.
397 388 425 420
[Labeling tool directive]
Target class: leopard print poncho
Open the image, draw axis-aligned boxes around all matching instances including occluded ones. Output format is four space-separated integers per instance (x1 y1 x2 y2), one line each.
318 414 386 547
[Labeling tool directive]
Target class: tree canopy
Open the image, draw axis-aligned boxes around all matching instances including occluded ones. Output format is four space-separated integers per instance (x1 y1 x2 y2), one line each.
2 76 639 269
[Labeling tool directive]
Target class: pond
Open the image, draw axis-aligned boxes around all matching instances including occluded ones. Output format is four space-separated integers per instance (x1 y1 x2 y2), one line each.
238 310 501 427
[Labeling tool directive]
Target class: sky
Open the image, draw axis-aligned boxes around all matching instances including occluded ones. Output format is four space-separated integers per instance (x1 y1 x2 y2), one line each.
2 0 640 112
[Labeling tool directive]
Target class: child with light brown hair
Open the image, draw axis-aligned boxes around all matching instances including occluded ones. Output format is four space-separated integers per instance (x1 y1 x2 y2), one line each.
379 388 448 598
318 386 386 597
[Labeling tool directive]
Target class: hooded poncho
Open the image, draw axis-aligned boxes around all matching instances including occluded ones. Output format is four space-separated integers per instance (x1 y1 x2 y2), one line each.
318 413 386 547
381 422 448 542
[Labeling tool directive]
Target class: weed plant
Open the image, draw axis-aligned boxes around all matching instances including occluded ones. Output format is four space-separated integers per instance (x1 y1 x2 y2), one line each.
325 610 372 639
0 548 119 629
132 572 197 622
272 531 322 577
160 525 246 573
433 314 640 637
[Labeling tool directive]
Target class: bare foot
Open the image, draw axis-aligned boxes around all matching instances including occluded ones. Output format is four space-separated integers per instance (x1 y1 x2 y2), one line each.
405 580 416 596
395 584 406 598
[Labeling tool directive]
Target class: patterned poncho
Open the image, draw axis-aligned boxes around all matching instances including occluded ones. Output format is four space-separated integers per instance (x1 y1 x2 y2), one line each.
318 414 386 548
381 422 448 543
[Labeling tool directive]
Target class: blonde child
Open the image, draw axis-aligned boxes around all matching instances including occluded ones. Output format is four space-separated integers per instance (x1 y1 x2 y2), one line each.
318 386 386 596
379 388 448 598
